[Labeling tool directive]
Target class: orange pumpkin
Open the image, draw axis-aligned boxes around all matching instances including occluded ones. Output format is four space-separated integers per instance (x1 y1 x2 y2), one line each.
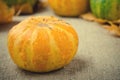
8 16 79 72
48 0 90 16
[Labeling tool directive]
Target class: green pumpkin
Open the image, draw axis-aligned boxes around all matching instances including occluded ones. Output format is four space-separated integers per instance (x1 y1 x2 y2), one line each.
90 0 120 21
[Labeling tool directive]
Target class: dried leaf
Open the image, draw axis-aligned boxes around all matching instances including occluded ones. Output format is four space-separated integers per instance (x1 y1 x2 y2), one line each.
80 12 120 37
80 12 108 24
102 22 120 36
113 20 120 24
15 3 34 16
80 12 96 21
15 0 48 16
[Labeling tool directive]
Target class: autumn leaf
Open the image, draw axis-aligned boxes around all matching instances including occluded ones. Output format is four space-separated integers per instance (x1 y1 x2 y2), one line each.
80 12 120 37
103 22 120 36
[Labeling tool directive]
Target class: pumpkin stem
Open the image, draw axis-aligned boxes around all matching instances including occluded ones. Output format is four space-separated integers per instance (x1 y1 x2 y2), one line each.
38 23 52 29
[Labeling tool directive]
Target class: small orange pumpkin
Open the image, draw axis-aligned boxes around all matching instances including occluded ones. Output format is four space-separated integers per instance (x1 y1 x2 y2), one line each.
48 0 90 16
8 16 79 72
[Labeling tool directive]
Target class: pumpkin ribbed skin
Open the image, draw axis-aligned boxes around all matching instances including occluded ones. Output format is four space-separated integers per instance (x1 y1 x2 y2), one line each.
8 16 79 72
90 0 120 21
48 0 89 16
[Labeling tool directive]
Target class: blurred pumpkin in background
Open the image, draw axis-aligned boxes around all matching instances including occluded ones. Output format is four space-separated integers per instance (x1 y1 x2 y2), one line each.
0 0 15 24
7 16 79 72
4 0 37 14
48 0 90 17
90 0 120 21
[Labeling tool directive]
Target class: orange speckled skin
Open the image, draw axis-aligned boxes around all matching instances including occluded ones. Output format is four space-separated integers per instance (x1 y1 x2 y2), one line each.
8 16 79 72
48 0 89 16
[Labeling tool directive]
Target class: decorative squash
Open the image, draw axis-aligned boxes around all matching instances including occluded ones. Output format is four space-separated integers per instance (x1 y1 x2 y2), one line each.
0 1 14 24
14 3 34 14
8 16 79 72
90 0 120 21
4 0 37 14
48 0 90 16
